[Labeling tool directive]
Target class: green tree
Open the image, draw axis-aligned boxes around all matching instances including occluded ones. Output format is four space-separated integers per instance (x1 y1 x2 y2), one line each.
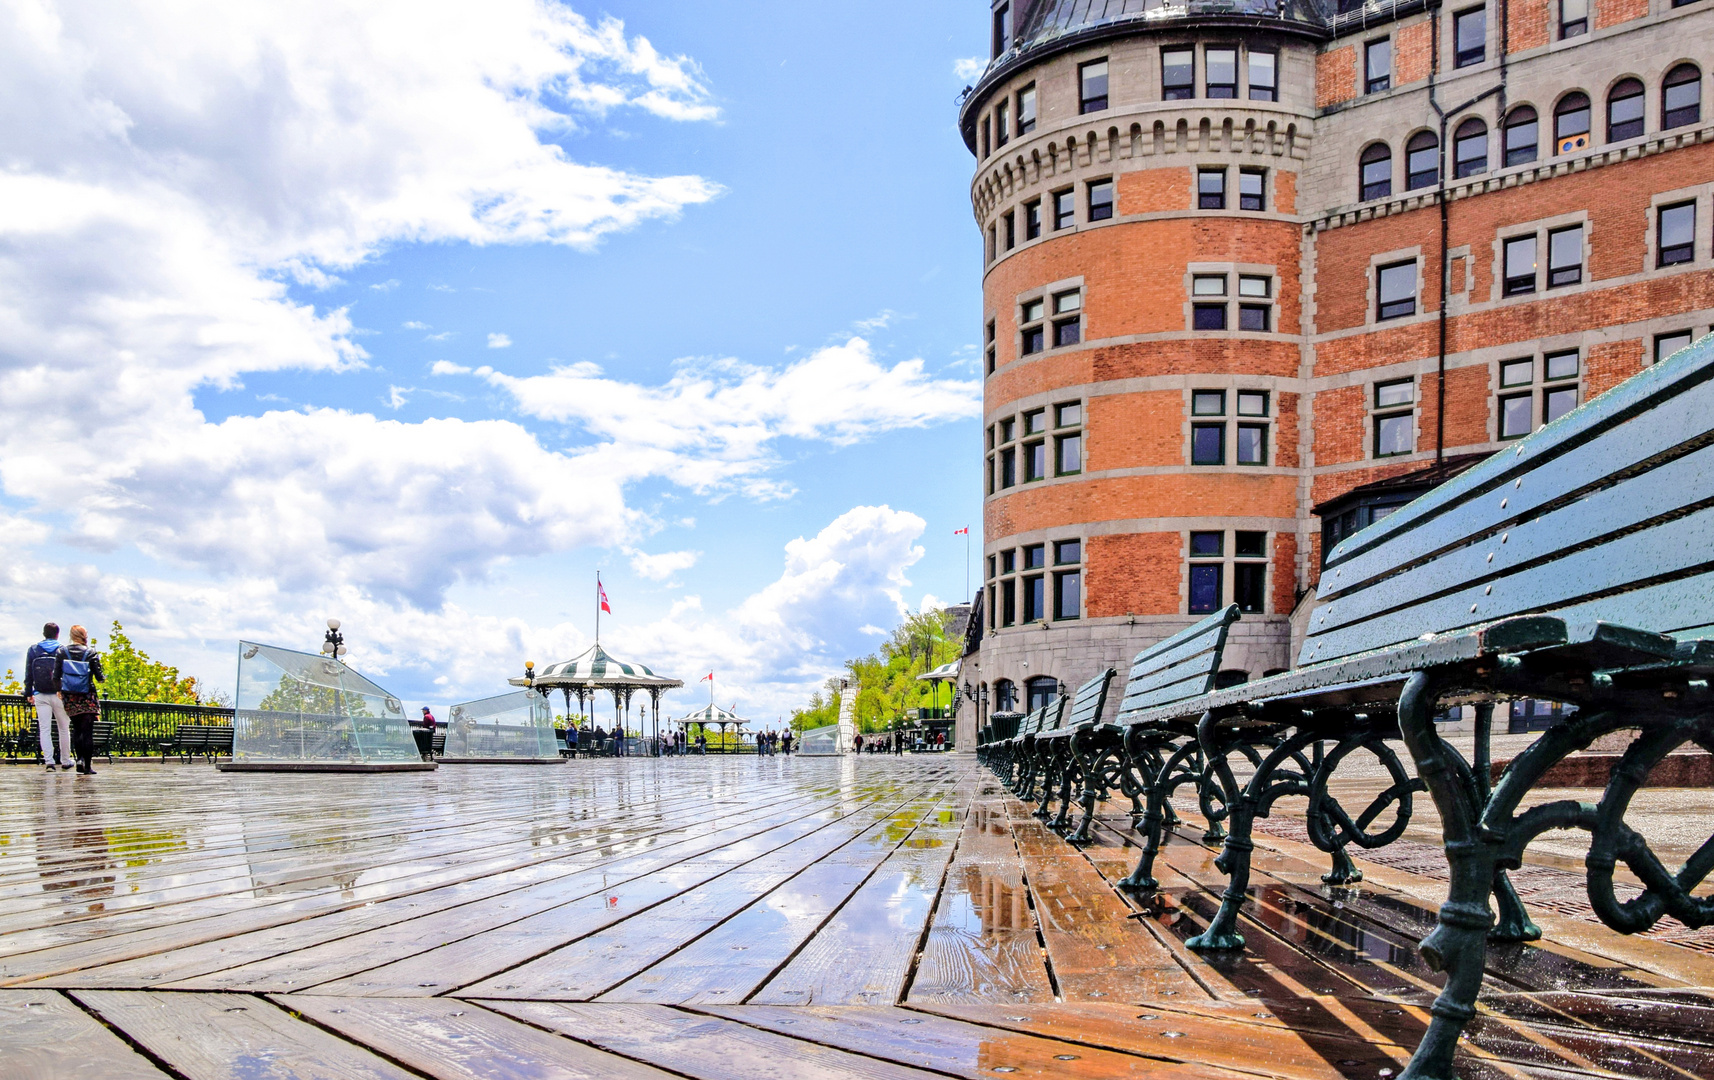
790 609 965 734
1 669 21 695
100 622 204 704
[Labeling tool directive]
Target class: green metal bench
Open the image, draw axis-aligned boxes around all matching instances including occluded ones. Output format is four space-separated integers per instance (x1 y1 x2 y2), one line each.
160 724 235 762
995 705 1045 794
1029 669 1115 834
1133 336 1714 1080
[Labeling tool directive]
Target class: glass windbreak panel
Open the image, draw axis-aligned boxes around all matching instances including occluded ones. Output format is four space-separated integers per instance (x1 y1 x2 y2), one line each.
444 690 557 759
233 641 415 764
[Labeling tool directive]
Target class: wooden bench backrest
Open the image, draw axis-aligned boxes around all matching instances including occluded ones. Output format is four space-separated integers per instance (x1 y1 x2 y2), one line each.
1066 668 1115 728
1116 605 1241 721
1020 705 1046 736
1040 695 1070 733
1302 335 1714 667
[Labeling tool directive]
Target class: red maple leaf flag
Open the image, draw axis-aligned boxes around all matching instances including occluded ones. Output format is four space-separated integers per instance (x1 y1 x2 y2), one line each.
953 526 969 535
700 672 714 683
598 582 611 614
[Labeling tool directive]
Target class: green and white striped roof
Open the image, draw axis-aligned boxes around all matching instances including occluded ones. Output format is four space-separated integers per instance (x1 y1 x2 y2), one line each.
916 658 961 682
673 703 750 728
508 643 683 690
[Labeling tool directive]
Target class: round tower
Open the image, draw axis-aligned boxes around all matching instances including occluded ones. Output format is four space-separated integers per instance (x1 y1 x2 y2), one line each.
960 0 1326 735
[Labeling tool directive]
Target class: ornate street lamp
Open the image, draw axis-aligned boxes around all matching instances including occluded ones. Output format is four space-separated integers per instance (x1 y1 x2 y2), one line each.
321 618 345 661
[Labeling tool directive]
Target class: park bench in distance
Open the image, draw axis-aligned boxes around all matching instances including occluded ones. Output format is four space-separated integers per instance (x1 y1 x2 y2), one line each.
1122 337 1714 1080
1029 668 1115 835
993 705 1044 794
160 724 235 762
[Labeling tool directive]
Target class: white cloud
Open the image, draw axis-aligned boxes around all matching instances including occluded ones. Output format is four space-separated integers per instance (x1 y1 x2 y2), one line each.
953 57 987 81
472 337 980 498
853 310 897 332
431 360 473 376
424 331 455 342
386 385 411 409
371 279 400 292
487 332 513 349
624 547 700 582
403 321 431 330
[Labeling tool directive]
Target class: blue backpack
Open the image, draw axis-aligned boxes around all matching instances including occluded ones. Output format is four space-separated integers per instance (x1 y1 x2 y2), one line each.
61 649 94 695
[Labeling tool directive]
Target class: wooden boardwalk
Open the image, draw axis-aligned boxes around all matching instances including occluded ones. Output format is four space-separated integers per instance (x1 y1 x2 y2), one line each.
1 756 1709 1079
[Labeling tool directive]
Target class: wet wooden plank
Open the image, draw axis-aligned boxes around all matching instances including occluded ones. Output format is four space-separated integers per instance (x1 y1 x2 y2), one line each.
72 990 417 1080
0 989 170 1080
690 1003 1254 1080
908 799 1054 1005
486 1000 949 1079
285 994 679 1080
747 809 963 1005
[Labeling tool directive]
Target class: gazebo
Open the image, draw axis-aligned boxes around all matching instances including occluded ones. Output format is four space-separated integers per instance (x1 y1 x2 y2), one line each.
509 643 683 753
674 703 750 753
914 658 962 750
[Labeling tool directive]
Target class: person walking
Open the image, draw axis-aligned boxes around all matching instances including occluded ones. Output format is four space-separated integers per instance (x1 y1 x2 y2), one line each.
419 706 437 760
60 626 105 776
24 622 74 771
782 730 793 755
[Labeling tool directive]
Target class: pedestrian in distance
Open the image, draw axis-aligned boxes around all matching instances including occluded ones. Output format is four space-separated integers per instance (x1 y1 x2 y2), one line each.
782 730 793 755
24 622 74 771
419 706 437 761
61 626 105 776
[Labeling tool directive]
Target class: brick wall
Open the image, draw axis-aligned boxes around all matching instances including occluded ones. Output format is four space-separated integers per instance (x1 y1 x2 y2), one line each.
1117 167 1191 214
1596 0 1649 30
1395 20 1434 87
1087 532 1182 616
1509 0 1552 52
1317 46 1356 109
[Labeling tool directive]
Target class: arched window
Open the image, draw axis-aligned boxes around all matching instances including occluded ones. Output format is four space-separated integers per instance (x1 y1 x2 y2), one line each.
1025 676 1059 712
1663 64 1702 129
1554 92 1591 153
1406 130 1439 189
1454 118 1488 177
1607 78 1645 141
1504 106 1539 166
1359 142 1392 200
992 679 1017 713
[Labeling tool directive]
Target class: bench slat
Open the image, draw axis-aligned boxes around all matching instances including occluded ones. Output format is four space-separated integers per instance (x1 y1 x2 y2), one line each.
1322 340 1714 583
1306 441 1714 649
1121 650 1232 714
1303 504 1714 665
1116 605 1239 719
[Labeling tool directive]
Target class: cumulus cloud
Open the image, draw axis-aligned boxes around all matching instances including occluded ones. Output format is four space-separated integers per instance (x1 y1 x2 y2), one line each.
626 547 701 582
471 337 980 498
0 0 720 607
487 332 513 349
953 57 987 81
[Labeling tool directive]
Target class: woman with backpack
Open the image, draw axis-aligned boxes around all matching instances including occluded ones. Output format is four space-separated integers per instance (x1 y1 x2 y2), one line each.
61 625 105 776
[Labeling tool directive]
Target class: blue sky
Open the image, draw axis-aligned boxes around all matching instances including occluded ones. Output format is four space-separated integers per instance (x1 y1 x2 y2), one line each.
0 2 990 721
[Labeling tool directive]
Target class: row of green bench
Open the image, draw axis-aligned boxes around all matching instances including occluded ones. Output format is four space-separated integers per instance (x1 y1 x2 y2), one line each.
1 722 234 763
980 336 1714 1080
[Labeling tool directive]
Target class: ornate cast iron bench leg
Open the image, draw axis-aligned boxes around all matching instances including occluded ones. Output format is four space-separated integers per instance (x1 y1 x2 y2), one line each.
1120 731 1204 890
1068 731 1122 845
1051 748 1080 831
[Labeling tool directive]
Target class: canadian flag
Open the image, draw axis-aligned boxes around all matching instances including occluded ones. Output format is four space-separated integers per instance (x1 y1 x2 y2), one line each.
700 672 714 683
953 526 969 535
598 582 611 614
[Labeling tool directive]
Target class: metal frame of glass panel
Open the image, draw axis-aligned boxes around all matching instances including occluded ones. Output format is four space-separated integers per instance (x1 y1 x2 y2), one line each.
223 641 426 771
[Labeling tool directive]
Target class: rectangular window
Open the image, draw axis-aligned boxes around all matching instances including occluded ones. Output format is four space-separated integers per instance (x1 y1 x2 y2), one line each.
1193 274 1228 297
1055 433 1081 474
1023 408 1046 435
1239 304 1270 332
1001 549 1015 573
1503 235 1537 295
1375 379 1415 457
1659 202 1696 266
1656 331 1693 364
1079 59 1109 113
1237 390 1268 416
1376 379 1415 409
1248 50 1277 102
999 447 1016 487
1191 422 1226 464
1544 350 1578 381
981 118 990 159
1499 393 1533 438
986 224 996 264
1190 530 1224 557
1188 563 1223 613
1239 168 1265 211
1056 403 1081 426
1546 225 1582 287
1192 389 1226 415
995 100 1009 147
1198 168 1226 210
1021 325 1044 354
1054 570 1081 619
1193 303 1228 330
992 4 1011 56
1365 38 1392 95
1236 422 1268 464
1088 179 1114 221
1001 578 1016 625
1000 417 1015 443
1023 544 1045 570
1560 0 1587 37
1235 531 1266 558
1023 441 1046 481
1162 47 1194 100
1454 6 1486 68
985 320 996 376
1054 538 1080 563
1377 260 1418 320
1003 211 1015 250
1205 48 1237 98
1234 561 1266 613
1543 385 1578 424
1024 200 1042 241
1238 275 1271 299
1500 357 1533 387
1054 318 1081 347
1017 85 1037 134
1053 189 1075 230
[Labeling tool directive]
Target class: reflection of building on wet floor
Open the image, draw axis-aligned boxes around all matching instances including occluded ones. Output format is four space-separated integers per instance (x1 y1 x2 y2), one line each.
0 757 1708 1078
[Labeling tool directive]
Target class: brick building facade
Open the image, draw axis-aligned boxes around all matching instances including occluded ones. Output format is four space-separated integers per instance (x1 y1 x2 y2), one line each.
956 0 1714 746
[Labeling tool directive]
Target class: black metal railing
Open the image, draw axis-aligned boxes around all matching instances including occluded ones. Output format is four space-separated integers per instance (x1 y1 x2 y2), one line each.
1 695 236 758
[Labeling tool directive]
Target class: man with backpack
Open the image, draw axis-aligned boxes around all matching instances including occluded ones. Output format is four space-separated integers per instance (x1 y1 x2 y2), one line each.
24 622 74 771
